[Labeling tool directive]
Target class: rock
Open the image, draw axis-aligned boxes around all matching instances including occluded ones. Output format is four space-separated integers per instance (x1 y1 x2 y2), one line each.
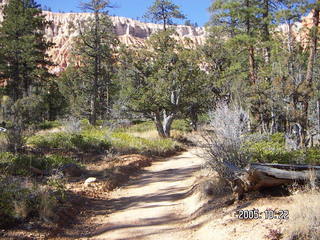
61 163 83 177
202 181 214 196
42 12 207 74
84 177 97 187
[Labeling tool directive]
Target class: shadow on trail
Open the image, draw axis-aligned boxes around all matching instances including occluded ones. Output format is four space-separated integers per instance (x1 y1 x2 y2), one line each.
61 161 202 239
127 165 200 187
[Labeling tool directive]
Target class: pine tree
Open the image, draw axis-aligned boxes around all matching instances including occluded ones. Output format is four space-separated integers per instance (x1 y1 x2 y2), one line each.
144 0 186 30
74 0 119 125
0 0 53 102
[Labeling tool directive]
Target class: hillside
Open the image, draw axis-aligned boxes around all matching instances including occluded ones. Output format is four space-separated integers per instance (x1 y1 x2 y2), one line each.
43 11 207 73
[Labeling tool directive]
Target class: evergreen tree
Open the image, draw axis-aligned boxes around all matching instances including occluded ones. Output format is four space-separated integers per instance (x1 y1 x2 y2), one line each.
74 0 119 125
0 0 53 102
144 0 186 30
119 30 206 138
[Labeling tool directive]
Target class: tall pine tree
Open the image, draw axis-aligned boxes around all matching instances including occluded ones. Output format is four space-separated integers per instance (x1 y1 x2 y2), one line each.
0 0 53 101
73 0 119 125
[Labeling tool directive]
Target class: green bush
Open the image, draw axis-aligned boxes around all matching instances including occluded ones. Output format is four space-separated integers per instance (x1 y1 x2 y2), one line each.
0 179 60 228
27 124 180 155
27 132 111 152
0 152 76 175
0 180 31 227
244 133 320 164
172 119 192 132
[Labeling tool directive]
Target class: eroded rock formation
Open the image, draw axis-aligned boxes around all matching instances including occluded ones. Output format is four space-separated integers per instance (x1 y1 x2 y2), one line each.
44 11 207 73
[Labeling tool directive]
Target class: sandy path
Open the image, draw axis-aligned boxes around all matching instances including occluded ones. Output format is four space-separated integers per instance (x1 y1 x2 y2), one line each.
80 148 204 240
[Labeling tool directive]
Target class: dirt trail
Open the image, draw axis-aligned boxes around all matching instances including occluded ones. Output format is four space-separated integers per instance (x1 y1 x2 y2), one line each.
78 148 204 240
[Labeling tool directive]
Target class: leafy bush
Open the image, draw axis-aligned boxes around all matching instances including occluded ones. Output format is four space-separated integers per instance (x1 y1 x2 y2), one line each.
244 133 290 163
0 153 76 175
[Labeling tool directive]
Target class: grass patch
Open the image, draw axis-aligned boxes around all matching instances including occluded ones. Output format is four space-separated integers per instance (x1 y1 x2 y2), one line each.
287 190 320 239
110 132 181 155
118 120 192 133
27 123 182 156
36 120 61 130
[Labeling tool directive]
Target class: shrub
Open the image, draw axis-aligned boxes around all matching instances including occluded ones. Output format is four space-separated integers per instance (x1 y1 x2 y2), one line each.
244 133 320 164
0 180 31 227
172 119 192 132
0 179 60 228
27 132 111 152
203 102 250 178
244 133 291 163
0 152 76 176
63 117 82 133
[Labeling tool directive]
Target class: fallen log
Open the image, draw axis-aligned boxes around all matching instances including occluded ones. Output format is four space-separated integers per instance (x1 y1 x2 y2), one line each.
231 163 320 200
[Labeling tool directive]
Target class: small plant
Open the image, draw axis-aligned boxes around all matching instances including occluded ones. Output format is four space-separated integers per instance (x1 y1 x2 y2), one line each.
63 117 82 133
47 175 66 200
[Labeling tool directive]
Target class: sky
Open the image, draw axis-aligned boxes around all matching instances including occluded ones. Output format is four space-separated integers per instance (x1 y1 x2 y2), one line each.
36 0 212 26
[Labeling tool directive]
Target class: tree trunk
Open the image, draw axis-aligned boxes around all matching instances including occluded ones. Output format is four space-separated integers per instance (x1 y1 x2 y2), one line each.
90 9 100 126
245 0 256 85
302 5 320 146
232 163 320 200
155 110 175 138
317 99 320 132
262 0 271 65
248 46 256 85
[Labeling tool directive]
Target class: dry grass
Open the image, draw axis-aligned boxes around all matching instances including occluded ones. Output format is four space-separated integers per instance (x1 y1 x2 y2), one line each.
130 129 160 140
287 189 320 240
